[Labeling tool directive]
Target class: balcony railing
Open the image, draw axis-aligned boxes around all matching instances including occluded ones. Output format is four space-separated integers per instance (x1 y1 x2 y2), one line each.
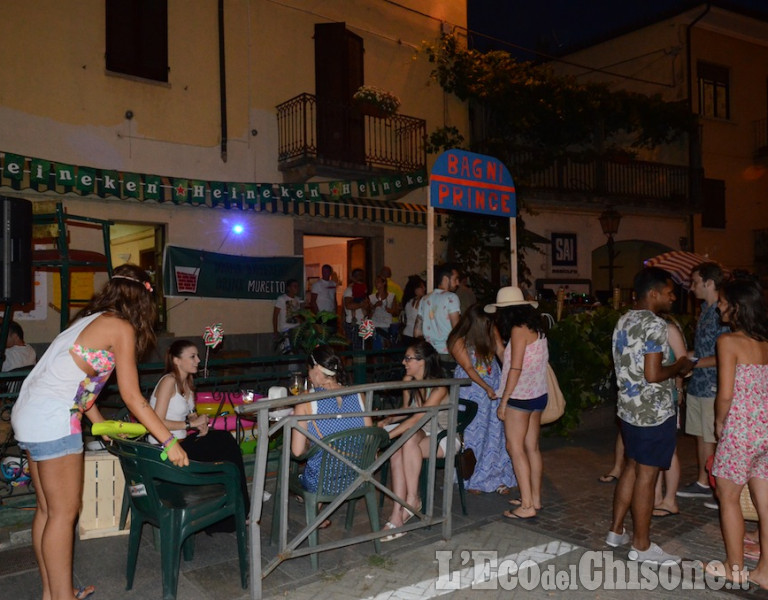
276 93 426 173
754 118 768 160
507 150 701 208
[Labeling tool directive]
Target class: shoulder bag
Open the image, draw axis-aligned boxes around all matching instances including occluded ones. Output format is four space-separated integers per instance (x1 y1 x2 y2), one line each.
541 363 565 425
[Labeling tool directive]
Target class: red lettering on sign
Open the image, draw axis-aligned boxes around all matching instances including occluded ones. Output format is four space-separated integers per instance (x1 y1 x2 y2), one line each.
474 189 485 209
447 155 458 175
488 192 498 211
486 161 498 182
438 183 450 204
500 193 510 213
472 159 482 178
460 156 471 178
452 186 464 207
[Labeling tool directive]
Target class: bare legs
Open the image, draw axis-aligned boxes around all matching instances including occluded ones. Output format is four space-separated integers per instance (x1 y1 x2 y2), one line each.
714 476 749 583
502 408 542 517
749 478 768 588
28 451 85 600
386 430 426 527
600 433 624 481
696 437 716 487
609 457 659 551
654 450 680 515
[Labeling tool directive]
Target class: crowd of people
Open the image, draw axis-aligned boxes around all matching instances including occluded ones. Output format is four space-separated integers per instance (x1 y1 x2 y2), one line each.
604 262 768 588
8 256 768 596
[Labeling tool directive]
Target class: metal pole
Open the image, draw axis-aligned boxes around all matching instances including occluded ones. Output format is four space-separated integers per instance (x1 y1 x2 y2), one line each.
607 234 615 292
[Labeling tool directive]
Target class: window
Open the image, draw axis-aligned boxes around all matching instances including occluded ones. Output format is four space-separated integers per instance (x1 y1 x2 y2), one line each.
105 0 168 82
697 61 730 119
701 178 725 229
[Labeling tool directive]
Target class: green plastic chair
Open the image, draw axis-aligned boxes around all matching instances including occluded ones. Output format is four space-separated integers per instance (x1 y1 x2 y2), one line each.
270 425 389 570
419 398 478 516
106 437 248 600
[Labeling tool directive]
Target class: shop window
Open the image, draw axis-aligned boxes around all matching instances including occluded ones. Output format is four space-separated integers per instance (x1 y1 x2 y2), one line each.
105 0 168 82
698 61 730 119
701 178 726 229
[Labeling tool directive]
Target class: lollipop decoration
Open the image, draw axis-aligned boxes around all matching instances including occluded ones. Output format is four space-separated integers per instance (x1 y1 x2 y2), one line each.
202 323 224 377
358 317 375 341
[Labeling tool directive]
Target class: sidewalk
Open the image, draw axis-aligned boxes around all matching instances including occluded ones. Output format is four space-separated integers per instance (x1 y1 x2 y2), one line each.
1 404 758 599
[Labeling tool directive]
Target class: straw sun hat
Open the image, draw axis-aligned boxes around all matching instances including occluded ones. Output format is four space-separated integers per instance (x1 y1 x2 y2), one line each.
484 286 539 313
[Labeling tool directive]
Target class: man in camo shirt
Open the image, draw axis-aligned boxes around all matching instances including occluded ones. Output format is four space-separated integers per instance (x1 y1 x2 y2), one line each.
605 267 695 566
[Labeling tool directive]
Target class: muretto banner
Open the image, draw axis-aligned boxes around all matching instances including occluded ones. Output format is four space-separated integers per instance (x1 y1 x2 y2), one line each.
163 245 304 300
0 151 426 207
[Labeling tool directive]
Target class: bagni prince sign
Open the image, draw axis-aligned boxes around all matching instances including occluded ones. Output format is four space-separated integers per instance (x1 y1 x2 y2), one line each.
163 245 303 300
429 149 516 217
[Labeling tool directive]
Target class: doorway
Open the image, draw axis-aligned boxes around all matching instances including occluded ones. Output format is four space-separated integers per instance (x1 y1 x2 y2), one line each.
303 235 368 320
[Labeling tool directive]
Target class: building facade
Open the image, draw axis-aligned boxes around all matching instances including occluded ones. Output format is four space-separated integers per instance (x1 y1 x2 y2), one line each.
0 1 469 344
521 4 768 293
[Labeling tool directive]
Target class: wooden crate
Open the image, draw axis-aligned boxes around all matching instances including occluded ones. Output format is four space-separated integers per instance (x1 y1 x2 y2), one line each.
79 450 129 540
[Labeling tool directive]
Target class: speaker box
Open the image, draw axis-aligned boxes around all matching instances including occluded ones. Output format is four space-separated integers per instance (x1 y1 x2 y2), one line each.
1 196 33 304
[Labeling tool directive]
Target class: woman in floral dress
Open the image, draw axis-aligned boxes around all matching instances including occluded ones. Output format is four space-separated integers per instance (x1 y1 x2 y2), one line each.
708 279 768 587
448 304 516 494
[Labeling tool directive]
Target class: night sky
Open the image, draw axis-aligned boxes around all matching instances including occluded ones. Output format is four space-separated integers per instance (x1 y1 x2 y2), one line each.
468 0 768 59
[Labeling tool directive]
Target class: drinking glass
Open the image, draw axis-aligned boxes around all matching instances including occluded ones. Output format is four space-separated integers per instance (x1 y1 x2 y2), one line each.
289 373 305 396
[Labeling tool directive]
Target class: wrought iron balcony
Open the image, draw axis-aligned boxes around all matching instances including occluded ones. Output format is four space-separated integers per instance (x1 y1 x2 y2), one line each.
276 93 426 177
507 150 702 212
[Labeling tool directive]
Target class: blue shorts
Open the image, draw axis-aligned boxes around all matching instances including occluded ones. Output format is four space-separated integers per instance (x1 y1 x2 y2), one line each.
620 416 676 469
506 393 547 412
18 434 83 461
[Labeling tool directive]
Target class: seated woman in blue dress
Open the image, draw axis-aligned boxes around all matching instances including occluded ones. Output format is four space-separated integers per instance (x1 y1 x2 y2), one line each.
291 345 373 525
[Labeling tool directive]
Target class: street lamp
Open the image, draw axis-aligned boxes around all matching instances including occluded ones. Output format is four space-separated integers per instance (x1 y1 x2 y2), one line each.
599 208 622 292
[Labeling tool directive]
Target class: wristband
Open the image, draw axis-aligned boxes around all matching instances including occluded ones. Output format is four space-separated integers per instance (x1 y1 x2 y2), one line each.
160 437 178 461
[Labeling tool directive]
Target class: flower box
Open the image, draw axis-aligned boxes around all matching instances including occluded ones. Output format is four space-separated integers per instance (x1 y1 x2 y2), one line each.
352 85 400 118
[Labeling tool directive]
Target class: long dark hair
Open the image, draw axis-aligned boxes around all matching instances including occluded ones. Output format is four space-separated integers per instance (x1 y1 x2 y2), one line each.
495 304 543 344
721 279 768 342
402 275 426 308
447 303 495 362
78 263 157 358
165 340 197 395
306 344 347 385
405 339 444 406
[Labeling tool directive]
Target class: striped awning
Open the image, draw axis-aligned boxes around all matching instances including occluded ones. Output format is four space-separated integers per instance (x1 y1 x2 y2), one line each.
265 196 440 227
643 251 725 288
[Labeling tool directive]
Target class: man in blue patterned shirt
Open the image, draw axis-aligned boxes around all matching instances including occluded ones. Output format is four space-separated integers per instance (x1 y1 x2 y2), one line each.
606 267 695 565
677 262 729 503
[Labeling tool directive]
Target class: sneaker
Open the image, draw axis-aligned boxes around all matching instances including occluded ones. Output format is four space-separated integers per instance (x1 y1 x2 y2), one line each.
704 498 719 510
627 542 681 566
606 528 631 547
676 481 711 498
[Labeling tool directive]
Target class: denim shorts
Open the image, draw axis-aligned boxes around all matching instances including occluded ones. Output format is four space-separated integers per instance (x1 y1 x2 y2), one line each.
18 433 83 461
506 393 547 412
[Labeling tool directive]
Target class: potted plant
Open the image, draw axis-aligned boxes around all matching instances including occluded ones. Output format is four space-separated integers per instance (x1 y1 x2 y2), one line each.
352 85 401 118
288 309 349 355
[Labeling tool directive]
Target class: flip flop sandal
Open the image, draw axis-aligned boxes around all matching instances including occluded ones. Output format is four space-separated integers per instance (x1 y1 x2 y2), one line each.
381 521 406 542
598 474 619 483
502 509 537 520
403 501 423 524
508 498 543 510
75 586 95 600
496 485 511 495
